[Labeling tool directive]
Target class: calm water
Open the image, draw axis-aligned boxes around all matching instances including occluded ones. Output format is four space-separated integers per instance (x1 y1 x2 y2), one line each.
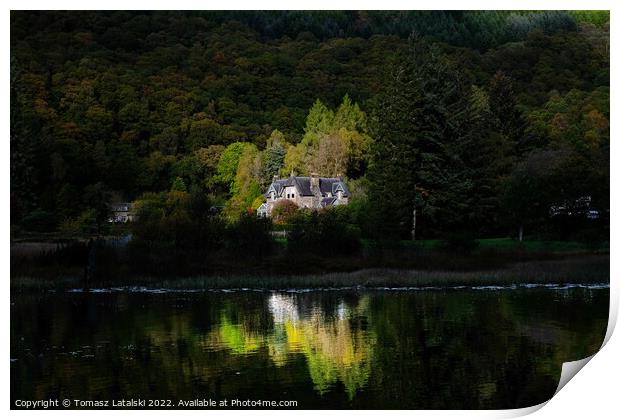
11 286 608 409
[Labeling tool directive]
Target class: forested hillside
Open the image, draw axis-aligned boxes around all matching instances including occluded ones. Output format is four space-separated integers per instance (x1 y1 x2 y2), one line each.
10 11 609 241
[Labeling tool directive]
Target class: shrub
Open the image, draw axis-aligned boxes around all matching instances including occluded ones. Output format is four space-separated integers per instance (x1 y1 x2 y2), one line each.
287 208 361 256
129 190 226 276
20 209 57 232
60 209 98 235
271 199 299 224
225 213 274 257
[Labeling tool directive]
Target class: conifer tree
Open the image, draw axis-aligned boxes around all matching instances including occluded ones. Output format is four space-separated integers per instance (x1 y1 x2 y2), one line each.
263 130 287 183
368 39 473 240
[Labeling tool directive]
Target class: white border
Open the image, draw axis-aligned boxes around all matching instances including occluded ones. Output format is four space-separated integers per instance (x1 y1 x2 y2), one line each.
3 1 617 419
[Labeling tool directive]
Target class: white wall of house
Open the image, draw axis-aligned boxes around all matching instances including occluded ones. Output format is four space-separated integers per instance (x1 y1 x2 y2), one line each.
283 186 298 200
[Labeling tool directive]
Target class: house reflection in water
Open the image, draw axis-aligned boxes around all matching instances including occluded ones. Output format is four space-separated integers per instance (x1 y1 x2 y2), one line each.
210 293 375 398
265 293 376 398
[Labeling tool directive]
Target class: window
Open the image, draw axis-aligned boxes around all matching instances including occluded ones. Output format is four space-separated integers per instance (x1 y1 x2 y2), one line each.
287 194 290 198
291 193 295 198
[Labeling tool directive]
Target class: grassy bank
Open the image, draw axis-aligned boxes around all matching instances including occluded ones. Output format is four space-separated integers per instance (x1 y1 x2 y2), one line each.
11 254 609 292
399 238 609 253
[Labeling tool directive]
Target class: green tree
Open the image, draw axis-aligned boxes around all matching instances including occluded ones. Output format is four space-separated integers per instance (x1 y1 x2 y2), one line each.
303 99 334 144
151 126 180 155
460 85 515 235
225 144 263 219
92 139 110 176
503 149 565 241
171 176 188 192
83 182 111 233
283 95 373 178
216 142 255 190
488 71 525 153
368 40 473 240
263 130 287 183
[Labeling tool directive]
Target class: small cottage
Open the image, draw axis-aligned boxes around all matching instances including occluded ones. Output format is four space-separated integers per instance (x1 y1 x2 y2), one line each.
257 173 350 217
108 202 134 223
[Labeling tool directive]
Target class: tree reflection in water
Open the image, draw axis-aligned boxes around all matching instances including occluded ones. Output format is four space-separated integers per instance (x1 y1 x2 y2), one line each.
10 288 609 409
212 293 376 398
266 294 376 398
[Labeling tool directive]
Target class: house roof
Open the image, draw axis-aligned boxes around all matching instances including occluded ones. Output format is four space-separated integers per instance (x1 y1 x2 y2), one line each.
110 202 133 212
320 197 337 207
265 176 350 198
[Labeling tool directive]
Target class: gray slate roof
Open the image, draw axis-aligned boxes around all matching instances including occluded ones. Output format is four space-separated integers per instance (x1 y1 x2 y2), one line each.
110 202 133 212
320 197 337 207
265 176 350 199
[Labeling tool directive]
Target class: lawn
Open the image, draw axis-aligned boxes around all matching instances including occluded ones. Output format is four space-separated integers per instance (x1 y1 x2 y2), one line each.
396 238 608 253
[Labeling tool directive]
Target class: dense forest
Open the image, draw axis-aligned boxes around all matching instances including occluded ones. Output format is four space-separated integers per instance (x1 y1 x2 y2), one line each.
10 11 609 247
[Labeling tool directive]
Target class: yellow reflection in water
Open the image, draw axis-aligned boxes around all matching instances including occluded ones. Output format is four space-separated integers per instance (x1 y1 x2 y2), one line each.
207 293 376 398
266 294 376 398
217 315 261 354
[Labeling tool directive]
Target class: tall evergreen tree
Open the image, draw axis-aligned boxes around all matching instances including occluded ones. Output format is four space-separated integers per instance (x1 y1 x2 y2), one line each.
488 71 525 154
263 130 286 184
367 39 473 240
460 85 515 236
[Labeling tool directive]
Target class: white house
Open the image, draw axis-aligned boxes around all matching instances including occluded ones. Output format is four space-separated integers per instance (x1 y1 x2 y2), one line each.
108 202 134 223
257 173 350 217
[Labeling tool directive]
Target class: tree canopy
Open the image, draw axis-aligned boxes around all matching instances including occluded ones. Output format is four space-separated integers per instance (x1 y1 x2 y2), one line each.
10 11 609 241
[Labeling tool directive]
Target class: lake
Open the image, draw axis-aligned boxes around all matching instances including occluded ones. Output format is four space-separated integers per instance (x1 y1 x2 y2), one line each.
11 285 609 409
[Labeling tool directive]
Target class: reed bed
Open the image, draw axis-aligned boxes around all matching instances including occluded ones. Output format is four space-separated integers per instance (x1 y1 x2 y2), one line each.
11 255 608 292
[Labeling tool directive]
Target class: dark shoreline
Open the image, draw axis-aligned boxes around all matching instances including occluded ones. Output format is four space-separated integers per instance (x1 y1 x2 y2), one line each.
11 254 609 292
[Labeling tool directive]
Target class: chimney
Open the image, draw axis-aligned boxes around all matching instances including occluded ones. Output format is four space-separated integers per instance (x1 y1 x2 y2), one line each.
336 173 343 181
273 174 279 182
310 173 321 201
310 173 319 189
